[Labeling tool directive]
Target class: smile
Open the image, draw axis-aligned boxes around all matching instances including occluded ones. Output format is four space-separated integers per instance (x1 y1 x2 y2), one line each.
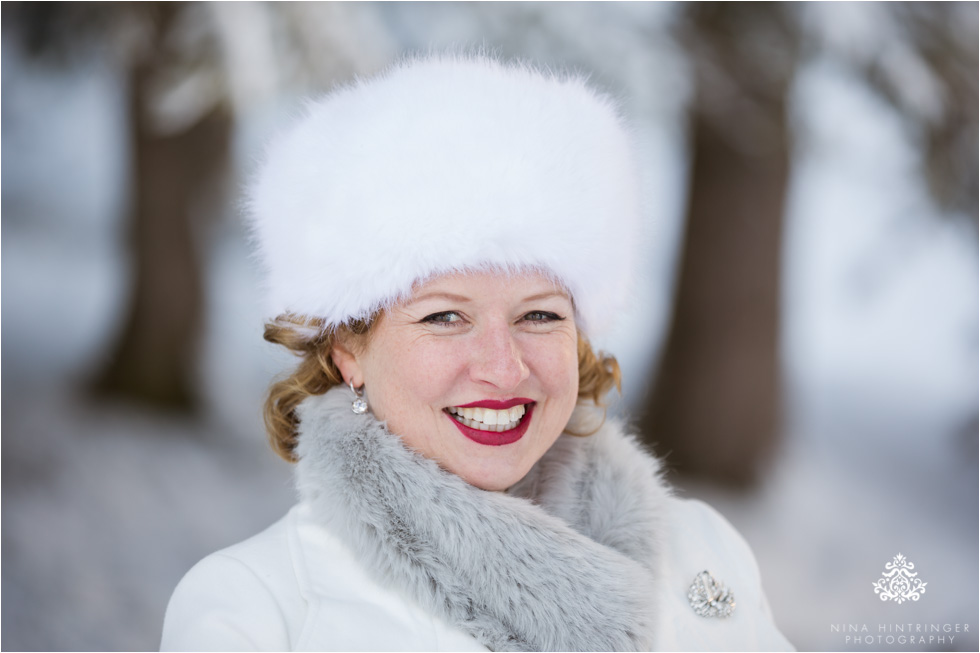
446 404 526 432
444 400 535 446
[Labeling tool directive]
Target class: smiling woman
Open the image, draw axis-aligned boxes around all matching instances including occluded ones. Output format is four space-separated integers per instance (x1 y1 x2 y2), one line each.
331 271 581 492
160 55 793 651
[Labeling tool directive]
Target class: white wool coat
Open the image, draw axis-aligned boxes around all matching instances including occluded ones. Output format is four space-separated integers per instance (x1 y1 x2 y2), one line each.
161 388 793 651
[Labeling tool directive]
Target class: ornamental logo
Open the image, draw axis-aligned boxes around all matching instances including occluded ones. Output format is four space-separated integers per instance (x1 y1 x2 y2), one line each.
873 554 927 604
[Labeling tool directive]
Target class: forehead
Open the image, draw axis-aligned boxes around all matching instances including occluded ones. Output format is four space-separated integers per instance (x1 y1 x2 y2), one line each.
405 270 571 304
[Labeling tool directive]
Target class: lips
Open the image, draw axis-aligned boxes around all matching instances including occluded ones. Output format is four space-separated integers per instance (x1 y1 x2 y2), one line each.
445 402 535 446
454 398 532 409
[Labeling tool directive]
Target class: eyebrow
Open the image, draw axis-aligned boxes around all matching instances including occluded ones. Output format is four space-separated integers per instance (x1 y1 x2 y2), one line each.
520 290 571 303
405 290 569 306
403 292 473 306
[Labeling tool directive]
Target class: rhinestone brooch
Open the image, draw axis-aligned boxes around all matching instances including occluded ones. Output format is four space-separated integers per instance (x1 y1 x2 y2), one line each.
688 570 735 618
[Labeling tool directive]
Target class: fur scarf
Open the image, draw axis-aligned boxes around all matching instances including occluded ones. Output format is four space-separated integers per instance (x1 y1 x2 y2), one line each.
294 386 670 651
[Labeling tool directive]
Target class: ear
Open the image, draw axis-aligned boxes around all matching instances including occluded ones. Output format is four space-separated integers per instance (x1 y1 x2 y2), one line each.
331 339 364 388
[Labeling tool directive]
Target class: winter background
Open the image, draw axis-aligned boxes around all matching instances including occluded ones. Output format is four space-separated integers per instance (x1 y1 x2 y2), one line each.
2 3 977 651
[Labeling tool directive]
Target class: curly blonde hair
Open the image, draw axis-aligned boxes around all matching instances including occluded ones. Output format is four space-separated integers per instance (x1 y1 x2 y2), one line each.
263 314 621 462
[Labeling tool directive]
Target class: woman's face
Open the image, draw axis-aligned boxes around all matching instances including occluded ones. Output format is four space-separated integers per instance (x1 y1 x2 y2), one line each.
333 270 579 491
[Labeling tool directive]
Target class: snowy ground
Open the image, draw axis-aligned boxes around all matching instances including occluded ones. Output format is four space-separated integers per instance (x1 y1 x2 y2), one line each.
3 17 977 652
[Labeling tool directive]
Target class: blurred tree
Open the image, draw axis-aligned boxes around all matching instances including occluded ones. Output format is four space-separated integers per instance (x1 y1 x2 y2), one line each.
638 2 977 486
812 2 978 217
7 2 230 410
5 1 392 412
636 3 796 486
102 3 231 410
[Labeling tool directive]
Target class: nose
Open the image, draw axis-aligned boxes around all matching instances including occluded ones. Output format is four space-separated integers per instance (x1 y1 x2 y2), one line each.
469 322 530 390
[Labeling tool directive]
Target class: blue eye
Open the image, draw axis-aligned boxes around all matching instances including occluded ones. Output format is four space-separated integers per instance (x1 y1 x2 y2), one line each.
421 311 463 325
523 311 564 322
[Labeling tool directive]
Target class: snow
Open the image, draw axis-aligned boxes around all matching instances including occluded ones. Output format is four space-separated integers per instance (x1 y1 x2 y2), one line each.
2 6 976 651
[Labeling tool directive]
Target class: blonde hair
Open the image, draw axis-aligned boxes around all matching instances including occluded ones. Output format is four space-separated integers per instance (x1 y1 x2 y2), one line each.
263 314 621 462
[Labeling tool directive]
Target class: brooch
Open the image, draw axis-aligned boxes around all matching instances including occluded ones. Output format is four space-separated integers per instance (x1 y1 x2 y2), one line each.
688 570 735 618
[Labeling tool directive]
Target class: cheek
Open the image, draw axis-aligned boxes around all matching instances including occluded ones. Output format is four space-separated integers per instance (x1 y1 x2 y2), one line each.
365 338 470 416
527 338 580 402
412 344 464 387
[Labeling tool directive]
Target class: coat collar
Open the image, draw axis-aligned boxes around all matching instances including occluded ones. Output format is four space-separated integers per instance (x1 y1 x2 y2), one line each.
294 386 671 651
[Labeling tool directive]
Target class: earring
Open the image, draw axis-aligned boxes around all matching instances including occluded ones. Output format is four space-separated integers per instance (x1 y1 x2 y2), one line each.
349 380 368 415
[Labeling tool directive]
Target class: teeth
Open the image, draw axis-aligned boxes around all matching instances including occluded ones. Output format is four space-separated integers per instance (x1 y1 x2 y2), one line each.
447 404 528 432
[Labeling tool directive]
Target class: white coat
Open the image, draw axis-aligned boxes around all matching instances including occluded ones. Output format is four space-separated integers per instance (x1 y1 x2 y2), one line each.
162 388 793 651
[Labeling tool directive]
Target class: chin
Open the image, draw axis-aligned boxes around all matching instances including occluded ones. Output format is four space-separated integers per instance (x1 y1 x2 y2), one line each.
455 437 563 492
468 476 518 493
455 462 529 492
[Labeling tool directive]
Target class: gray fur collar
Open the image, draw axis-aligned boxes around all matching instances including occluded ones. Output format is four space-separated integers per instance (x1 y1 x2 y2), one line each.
294 387 670 651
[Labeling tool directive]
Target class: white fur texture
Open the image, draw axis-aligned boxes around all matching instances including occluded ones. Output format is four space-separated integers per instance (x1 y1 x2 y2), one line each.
294 386 669 651
248 55 642 336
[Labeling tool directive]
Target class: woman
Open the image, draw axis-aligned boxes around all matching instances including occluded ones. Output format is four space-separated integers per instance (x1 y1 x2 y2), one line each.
162 55 792 651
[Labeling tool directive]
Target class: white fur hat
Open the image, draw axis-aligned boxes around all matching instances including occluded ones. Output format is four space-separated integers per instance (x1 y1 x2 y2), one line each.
248 55 642 336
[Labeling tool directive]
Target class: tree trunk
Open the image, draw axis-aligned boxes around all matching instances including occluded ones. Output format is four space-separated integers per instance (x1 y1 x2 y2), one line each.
94 6 230 411
638 4 796 486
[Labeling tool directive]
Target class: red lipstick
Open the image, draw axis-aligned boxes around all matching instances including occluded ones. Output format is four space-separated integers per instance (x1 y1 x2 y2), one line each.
454 398 532 410
446 403 535 446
